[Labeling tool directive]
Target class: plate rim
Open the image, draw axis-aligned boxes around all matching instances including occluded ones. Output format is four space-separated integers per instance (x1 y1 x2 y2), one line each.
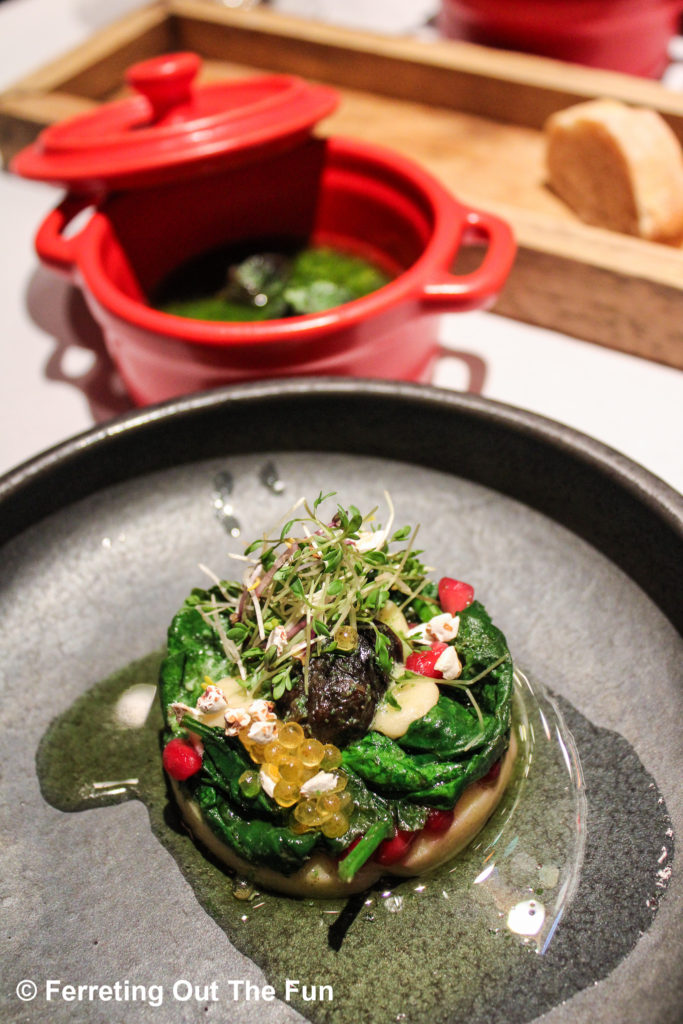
1 378 681 633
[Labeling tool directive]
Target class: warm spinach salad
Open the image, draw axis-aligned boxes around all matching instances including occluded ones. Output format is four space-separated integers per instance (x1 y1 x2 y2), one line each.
159 496 513 885
154 244 391 322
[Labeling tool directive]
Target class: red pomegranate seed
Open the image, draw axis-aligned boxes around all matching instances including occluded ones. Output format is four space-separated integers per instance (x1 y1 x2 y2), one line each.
162 737 203 780
405 641 448 678
338 835 363 862
438 577 475 614
374 829 419 866
424 808 455 834
480 758 502 786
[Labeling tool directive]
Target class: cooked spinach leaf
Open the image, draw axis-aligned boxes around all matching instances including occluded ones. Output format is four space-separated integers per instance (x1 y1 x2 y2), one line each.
196 785 318 876
390 798 429 833
341 732 432 793
398 694 490 757
457 601 510 673
161 588 234 710
406 730 510 808
203 739 281 821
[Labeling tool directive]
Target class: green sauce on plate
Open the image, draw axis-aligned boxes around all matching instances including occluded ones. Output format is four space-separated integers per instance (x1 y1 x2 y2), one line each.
34 653 601 1024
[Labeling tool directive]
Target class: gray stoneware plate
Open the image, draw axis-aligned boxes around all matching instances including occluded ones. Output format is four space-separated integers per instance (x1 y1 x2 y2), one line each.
0 379 681 1024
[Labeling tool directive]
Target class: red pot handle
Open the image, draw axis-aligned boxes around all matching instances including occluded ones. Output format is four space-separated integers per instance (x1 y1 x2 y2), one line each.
35 195 94 282
421 208 516 311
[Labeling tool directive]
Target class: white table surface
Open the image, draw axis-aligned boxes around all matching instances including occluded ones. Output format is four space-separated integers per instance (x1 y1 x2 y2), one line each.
1 0 682 495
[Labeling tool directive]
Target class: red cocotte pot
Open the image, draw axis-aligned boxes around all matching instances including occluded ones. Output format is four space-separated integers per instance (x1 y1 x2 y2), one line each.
13 53 516 405
439 0 683 77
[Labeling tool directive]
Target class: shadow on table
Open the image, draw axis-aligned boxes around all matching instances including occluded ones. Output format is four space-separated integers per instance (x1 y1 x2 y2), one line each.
26 266 134 422
435 346 487 393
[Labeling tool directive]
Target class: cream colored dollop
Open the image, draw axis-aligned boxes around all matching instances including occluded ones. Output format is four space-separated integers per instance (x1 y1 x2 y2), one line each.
197 676 252 727
377 600 412 658
372 676 440 739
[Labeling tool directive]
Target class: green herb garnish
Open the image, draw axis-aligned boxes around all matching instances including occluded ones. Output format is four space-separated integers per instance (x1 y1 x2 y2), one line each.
337 820 393 882
183 494 429 701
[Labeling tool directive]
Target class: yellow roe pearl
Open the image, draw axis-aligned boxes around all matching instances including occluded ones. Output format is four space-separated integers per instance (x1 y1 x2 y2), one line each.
261 763 280 784
273 780 299 807
320 744 342 770
278 757 302 783
316 792 340 816
332 772 348 793
248 742 270 765
336 626 358 651
264 740 287 764
321 812 349 838
337 790 353 813
278 721 305 750
294 799 322 827
238 769 261 798
300 738 325 768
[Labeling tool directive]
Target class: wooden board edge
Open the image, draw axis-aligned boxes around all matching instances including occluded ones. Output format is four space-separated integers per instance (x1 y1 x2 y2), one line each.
169 0 683 136
6 4 171 95
0 5 172 165
454 202 683 368
493 245 683 370
6 1 683 129
461 199 683 291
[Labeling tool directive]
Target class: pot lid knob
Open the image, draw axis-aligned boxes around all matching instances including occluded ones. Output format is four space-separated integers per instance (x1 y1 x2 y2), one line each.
126 52 201 123
11 52 339 192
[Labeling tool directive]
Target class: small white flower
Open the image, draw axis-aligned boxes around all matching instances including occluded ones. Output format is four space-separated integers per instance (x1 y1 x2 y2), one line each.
259 766 277 798
409 612 460 644
224 707 251 736
247 719 278 744
266 625 288 656
426 612 460 642
196 684 227 714
299 771 338 797
248 699 276 722
355 528 387 553
169 701 196 724
434 645 462 680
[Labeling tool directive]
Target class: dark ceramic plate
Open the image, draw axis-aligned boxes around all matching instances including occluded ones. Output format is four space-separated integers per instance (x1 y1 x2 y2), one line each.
1 380 681 1024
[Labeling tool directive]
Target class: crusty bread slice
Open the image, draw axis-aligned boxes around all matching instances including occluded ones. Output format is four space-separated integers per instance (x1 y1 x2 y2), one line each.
172 733 517 898
545 98 683 243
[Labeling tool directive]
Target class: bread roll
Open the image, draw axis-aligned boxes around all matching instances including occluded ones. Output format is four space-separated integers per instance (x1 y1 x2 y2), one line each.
545 99 683 243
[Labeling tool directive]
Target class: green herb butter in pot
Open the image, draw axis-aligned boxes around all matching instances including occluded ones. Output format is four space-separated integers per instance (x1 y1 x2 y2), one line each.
154 243 391 322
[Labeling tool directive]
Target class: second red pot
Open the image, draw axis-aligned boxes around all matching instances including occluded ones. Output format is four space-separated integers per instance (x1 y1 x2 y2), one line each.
439 0 683 78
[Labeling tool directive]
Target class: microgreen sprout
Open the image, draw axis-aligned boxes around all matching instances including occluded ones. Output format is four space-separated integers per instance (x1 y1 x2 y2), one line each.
192 494 430 700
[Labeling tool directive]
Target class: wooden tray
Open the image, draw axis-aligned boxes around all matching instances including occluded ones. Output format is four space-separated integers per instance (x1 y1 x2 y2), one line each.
3 0 683 369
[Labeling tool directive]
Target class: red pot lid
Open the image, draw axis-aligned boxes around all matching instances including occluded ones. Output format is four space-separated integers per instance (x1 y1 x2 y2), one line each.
12 52 339 192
